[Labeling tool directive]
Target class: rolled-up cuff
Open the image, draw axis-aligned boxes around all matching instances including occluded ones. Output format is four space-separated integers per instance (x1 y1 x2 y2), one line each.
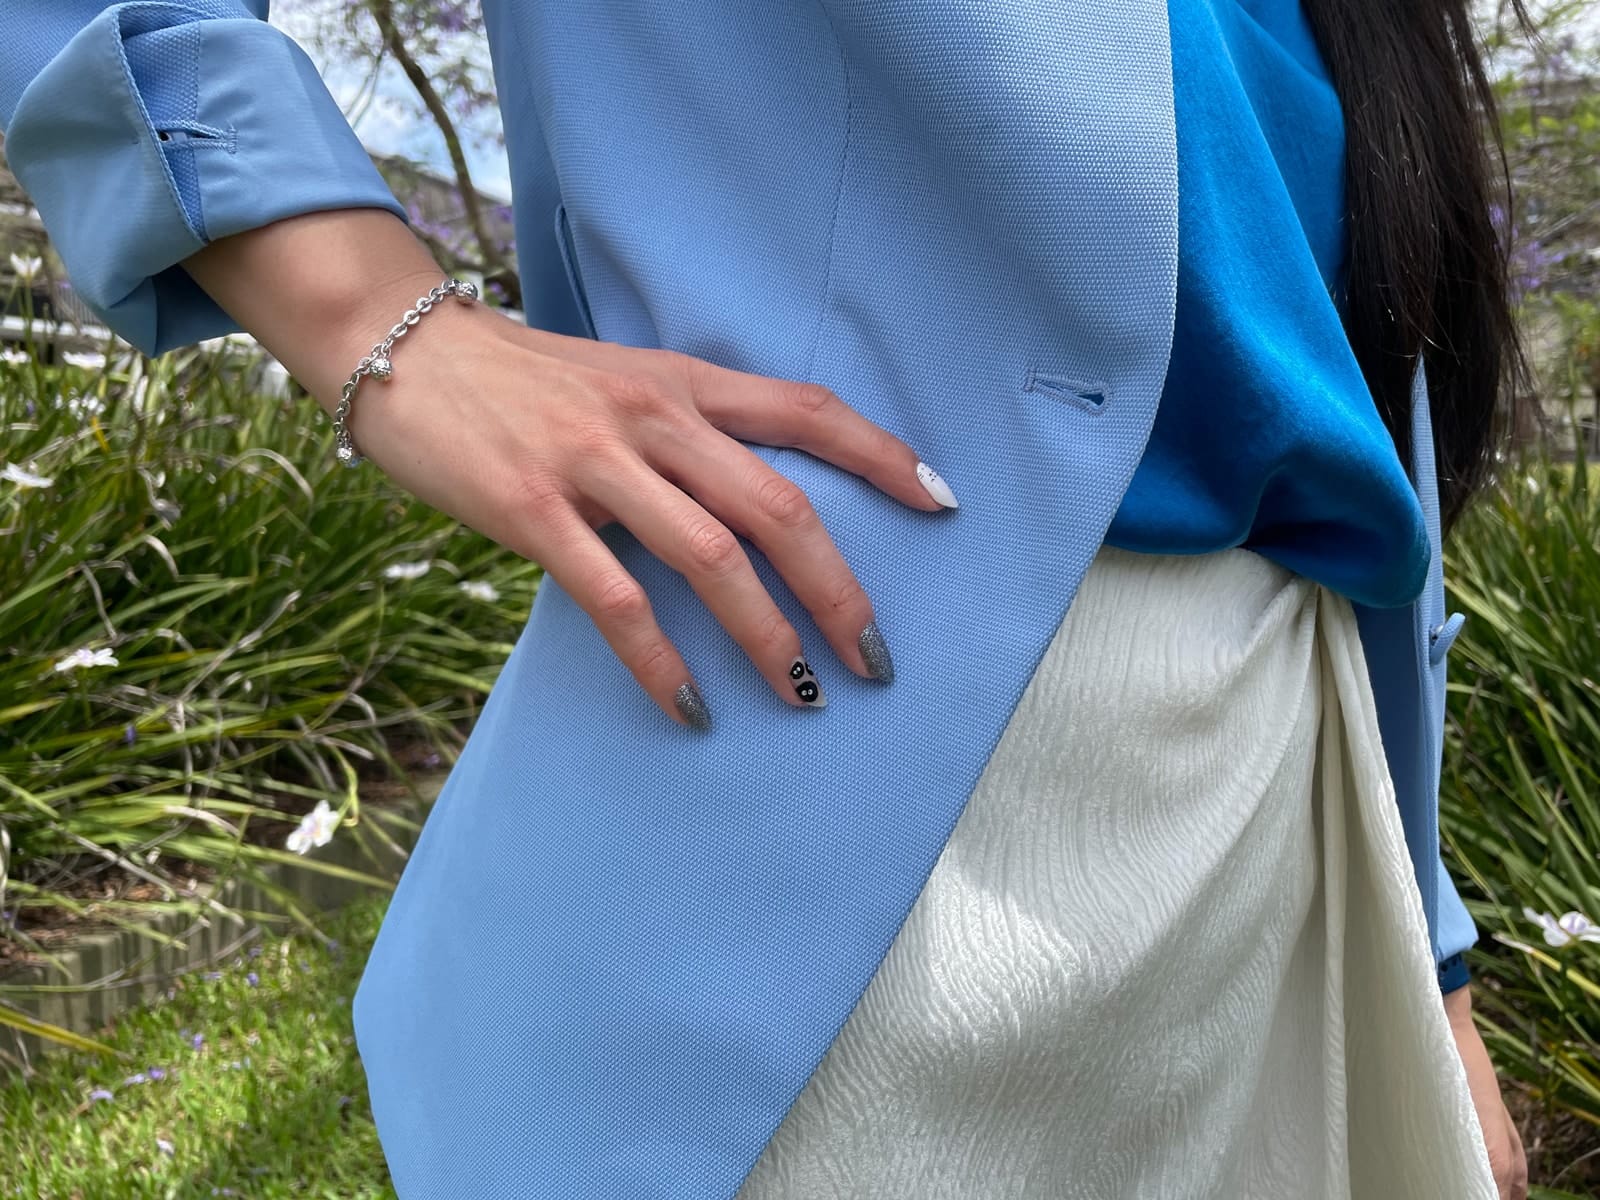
1434 853 1478 991
5 5 407 355
1437 952 1471 994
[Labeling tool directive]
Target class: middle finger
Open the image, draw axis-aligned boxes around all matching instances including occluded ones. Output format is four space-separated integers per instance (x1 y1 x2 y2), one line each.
655 428 890 684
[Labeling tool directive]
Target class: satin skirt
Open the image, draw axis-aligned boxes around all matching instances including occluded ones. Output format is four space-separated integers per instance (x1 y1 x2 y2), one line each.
734 544 1496 1199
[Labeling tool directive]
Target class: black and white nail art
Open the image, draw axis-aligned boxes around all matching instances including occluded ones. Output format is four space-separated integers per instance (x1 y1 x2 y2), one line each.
788 656 826 707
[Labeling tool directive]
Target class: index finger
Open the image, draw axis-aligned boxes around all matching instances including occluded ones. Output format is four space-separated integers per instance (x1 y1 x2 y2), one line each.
684 360 960 513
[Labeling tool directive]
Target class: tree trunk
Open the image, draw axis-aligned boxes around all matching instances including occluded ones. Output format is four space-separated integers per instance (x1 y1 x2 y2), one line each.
368 0 507 283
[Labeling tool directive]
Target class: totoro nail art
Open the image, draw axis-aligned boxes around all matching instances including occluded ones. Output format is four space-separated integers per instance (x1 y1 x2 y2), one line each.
788 656 827 707
916 461 960 509
674 681 712 731
858 621 895 683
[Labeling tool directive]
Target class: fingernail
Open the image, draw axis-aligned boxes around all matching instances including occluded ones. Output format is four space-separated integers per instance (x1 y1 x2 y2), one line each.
916 462 959 509
674 681 712 731
858 621 895 683
788 656 827 707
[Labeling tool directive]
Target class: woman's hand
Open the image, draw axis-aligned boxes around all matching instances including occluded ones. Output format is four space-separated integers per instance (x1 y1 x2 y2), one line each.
184 209 958 730
1444 984 1528 1199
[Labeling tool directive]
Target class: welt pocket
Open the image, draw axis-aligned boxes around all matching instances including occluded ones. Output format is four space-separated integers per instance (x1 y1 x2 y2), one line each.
553 200 599 340
155 120 235 151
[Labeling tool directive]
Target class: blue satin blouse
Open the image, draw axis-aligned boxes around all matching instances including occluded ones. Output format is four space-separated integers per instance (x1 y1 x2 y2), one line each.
1106 0 1433 610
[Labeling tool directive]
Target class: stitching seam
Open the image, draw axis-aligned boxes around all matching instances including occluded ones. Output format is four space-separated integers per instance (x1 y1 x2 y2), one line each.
802 1 852 382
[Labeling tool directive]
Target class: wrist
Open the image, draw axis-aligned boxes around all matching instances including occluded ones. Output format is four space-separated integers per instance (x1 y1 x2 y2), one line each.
1442 980 1474 1029
180 208 452 411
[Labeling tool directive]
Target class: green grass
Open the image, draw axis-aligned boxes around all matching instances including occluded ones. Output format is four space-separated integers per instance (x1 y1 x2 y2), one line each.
0 900 395 1200
4 301 1600 1188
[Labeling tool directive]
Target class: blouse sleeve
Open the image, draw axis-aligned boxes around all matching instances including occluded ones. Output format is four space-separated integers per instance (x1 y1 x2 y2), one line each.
1435 854 1477 992
0 1 408 355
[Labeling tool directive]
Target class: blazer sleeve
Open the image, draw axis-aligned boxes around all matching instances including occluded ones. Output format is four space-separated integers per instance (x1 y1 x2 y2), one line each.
0 0 408 355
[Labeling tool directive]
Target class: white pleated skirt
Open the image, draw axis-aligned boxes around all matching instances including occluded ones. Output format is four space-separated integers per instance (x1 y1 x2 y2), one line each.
735 543 1497 1199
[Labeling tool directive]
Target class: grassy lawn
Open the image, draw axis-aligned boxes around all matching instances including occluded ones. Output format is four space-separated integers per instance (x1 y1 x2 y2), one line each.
0 901 394 1200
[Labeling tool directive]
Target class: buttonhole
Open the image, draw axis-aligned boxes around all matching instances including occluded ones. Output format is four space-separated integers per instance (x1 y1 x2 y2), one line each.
1024 369 1109 414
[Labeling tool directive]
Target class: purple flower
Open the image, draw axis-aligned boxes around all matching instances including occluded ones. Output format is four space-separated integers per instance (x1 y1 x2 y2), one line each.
202 971 221 982
124 1073 148 1086
122 723 136 745
155 1137 174 1157
191 1033 205 1050
248 946 262 959
245 971 259 987
88 1088 114 1103
147 1066 166 1081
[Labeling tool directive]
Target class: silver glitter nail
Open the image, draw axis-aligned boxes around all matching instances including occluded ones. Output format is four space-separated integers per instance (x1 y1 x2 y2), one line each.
858 621 895 683
674 681 712 731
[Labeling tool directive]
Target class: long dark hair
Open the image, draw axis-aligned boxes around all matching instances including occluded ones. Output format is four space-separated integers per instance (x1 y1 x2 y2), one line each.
1301 0 1532 536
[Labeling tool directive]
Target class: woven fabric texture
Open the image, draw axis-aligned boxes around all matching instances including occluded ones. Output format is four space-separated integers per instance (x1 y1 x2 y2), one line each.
734 544 1496 1198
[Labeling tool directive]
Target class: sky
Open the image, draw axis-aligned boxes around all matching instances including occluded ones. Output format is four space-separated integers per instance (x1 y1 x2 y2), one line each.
274 0 512 201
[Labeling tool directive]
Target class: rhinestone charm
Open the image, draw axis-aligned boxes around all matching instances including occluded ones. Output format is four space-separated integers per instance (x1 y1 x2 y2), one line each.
333 277 475 467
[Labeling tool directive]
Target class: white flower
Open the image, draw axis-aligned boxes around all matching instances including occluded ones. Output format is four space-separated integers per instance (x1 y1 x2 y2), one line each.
285 800 339 856
457 580 500 603
1524 474 1541 495
8 254 42 280
53 646 118 673
1 462 53 488
65 392 106 419
62 351 106 370
382 560 431 581
0 347 28 366
1522 907 1600 948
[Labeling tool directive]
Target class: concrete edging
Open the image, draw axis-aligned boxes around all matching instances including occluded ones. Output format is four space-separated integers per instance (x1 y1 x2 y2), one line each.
0 774 444 1075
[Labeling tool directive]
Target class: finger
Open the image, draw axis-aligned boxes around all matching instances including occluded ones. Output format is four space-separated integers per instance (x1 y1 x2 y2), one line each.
527 504 712 731
583 457 827 709
659 428 890 682
684 358 959 513
1505 1110 1528 1200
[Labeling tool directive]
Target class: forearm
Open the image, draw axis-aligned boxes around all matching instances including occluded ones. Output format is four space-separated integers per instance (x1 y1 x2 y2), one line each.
180 208 451 414
1442 979 1471 1027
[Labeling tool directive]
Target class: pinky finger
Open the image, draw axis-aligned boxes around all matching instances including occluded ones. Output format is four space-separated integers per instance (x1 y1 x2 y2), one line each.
534 512 712 732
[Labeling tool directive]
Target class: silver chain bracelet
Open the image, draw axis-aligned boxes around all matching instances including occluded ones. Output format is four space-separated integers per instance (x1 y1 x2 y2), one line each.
333 276 479 467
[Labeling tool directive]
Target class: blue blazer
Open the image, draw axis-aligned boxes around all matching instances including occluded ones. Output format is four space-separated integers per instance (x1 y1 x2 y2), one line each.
3 3 1478 1195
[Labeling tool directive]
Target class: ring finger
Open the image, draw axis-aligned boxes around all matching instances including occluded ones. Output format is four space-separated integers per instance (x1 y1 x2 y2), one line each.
585 458 828 709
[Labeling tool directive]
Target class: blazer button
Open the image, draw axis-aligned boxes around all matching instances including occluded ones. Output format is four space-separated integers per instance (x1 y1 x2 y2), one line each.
1428 612 1466 666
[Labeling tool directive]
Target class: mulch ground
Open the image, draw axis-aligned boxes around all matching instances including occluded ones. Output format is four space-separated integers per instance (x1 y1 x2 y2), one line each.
0 739 453 972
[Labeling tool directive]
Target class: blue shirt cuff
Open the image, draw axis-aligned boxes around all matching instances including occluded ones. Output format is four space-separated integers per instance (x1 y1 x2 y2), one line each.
1437 951 1471 994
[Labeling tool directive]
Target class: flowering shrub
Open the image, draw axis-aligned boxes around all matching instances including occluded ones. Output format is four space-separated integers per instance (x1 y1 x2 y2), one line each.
0 330 538 995
1442 454 1600 1162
